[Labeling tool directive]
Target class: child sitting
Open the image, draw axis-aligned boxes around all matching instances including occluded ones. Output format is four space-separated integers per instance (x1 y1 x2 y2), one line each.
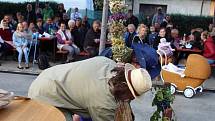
158 38 175 57
13 23 29 69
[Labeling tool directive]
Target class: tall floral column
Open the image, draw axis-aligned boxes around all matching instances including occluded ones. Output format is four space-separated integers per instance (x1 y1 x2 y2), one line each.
109 0 132 63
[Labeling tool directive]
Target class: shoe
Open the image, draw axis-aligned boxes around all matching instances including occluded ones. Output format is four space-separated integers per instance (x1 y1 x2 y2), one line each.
25 64 30 69
17 66 23 69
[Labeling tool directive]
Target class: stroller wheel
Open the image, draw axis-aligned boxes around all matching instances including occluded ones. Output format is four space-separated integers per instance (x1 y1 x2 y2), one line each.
170 84 176 94
184 88 195 98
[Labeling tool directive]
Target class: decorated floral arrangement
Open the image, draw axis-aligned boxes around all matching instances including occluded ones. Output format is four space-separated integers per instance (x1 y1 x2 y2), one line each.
109 0 132 62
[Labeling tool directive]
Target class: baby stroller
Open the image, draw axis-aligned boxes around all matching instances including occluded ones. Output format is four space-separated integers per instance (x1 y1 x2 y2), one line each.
157 51 211 98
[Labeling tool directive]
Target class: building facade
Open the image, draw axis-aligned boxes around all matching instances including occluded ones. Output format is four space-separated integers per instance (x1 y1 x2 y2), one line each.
126 0 214 16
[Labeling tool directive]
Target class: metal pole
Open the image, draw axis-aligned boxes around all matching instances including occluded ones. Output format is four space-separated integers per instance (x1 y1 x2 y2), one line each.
99 0 109 54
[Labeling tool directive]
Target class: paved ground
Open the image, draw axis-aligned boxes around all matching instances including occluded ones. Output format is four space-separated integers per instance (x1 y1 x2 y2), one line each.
0 72 215 121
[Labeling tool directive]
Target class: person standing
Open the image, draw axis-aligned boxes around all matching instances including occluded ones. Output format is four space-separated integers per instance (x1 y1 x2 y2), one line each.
56 3 66 21
25 4 36 24
125 10 139 29
42 2 54 22
70 8 82 20
152 7 166 25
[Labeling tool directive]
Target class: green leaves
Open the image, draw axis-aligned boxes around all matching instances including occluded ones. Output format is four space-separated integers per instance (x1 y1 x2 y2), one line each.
151 85 175 121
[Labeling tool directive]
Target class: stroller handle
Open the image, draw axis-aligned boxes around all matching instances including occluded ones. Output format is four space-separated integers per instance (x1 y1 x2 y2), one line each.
157 49 168 68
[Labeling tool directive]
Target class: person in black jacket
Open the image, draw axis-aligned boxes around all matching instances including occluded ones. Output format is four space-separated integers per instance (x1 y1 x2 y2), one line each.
25 4 36 24
84 20 101 57
153 28 171 50
125 10 139 29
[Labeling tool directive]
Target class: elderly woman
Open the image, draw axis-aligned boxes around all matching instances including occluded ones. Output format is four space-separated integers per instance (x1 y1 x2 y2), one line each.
132 24 160 79
124 24 136 48
13 23 29 69
56 22 80 62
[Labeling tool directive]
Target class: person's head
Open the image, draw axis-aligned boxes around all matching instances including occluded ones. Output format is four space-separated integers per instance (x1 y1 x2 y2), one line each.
201 31 208 42
154 22 160 31
74 7 79 12
3 15 11 24
1 20 8 28
75 18 82 27
137 24 147 37
192 31 201 42
150 26 155 33
157 7 162 14
26 4 32 11
29 22 36 32
62 13 69 20
92 20 101 32
58 3 64 10
210 32 215 44
68 19 76 30
59 22 66 31
159 28 166 37
127 10 133 18
160 38 167 43
16 12 22 19
16 23 24 32
166 23 173 29
165 15 171 21
171 29 179 39
127 24 136 33
208 24 214 32
36 18 43 27
36 8 42 14
45 2 49 8
195 28 204 33
46 17 53 24
108 64 152 101
83 16 88 22
22 21 29 30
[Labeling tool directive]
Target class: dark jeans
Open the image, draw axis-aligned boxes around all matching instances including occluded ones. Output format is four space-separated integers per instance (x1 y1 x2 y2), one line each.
85 47 98 58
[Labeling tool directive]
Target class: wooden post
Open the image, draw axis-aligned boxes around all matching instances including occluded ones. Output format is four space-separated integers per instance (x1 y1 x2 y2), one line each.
200 0 205 16
99 0 109 54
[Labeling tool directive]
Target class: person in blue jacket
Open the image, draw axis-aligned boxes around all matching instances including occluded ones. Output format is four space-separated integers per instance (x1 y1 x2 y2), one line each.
13 23 29 69
131 24 161 79
124 24 137 48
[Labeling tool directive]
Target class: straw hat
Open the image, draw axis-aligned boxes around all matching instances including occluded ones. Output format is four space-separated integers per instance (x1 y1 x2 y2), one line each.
124 63 152 98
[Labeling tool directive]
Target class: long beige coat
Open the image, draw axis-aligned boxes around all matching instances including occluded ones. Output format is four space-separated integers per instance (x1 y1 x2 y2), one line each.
28 57 117 121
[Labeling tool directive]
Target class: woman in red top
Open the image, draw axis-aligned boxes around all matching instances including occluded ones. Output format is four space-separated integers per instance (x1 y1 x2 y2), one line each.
202 31 215 64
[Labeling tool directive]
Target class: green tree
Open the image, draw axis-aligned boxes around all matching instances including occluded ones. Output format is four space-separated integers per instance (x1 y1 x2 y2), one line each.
93 0 103 10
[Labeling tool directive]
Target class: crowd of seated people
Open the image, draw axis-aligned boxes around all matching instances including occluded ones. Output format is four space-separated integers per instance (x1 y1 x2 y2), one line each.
0 3 214 70
123 6 215 67
0 2 97 68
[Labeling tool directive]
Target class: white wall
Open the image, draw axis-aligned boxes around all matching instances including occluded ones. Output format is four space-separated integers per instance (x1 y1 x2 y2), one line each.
131 0 211 16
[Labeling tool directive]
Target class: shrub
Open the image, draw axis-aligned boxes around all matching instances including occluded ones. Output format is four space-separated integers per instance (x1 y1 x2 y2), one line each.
0 1 58 20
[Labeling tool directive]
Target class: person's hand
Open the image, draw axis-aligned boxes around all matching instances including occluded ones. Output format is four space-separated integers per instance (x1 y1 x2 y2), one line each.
94 39 100 43
117 62 125 68
22 46 26 49
65 41 72 45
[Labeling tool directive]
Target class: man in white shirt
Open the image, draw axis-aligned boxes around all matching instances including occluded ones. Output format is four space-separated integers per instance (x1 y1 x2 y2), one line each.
70 8 82 20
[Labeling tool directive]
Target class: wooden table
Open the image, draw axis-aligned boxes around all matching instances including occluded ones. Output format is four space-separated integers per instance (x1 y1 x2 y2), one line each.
38 37 57 62
176 47 202 53
0 99 66 121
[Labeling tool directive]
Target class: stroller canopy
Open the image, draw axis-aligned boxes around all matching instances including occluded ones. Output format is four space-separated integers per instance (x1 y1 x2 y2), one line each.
184 54 211 79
